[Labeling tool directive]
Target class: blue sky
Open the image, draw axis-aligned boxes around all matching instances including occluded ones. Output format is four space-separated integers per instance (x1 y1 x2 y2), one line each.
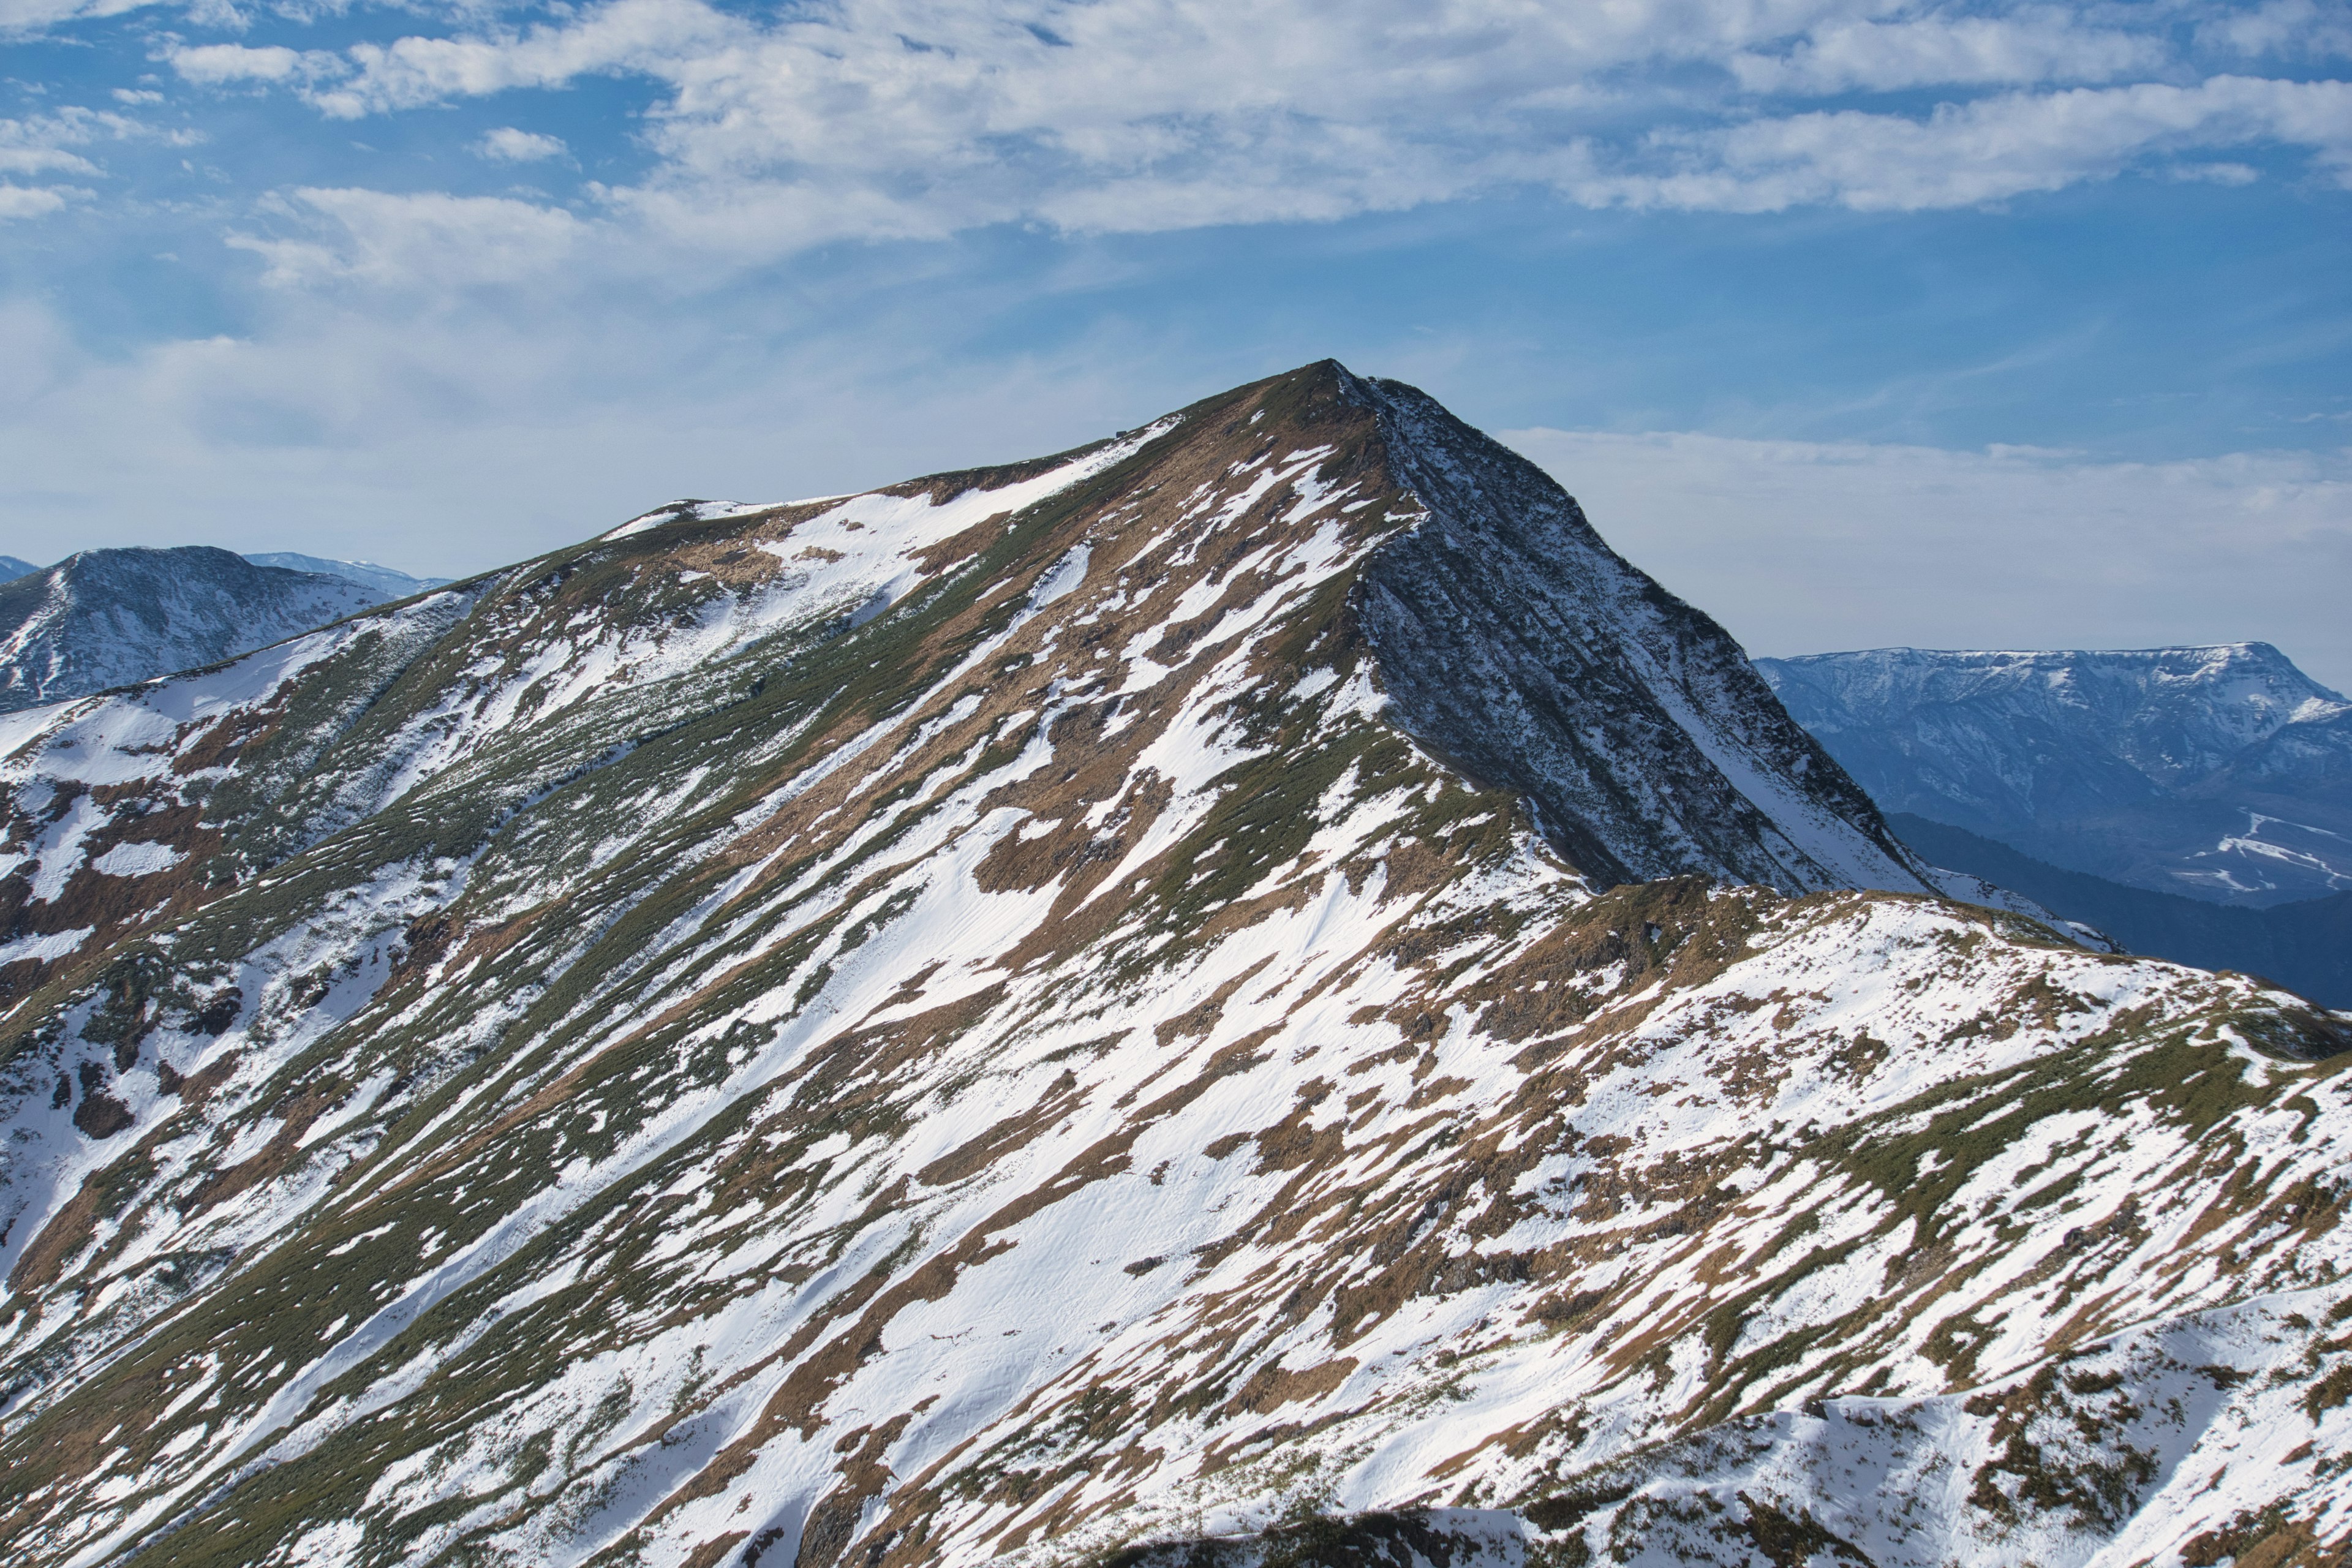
3 0 2349 682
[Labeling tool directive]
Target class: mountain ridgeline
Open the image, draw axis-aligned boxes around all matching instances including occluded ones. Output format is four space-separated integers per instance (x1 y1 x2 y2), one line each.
0 364 2346 1568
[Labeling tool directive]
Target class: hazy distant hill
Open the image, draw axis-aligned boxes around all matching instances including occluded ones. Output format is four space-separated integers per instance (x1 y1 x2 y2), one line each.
1891 812 2352 1007
241 551 450 601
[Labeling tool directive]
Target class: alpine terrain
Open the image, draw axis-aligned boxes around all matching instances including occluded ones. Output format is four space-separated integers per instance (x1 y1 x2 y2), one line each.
1756 644 2352 907
0 363 2347 1568
0 549 387 715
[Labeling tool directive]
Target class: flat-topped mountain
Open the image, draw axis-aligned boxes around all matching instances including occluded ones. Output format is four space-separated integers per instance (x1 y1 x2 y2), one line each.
0 364 2344 1568
1757 643 2352 906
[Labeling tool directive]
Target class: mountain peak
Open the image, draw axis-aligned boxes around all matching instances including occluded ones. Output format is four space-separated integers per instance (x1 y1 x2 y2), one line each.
0 371 2335 1568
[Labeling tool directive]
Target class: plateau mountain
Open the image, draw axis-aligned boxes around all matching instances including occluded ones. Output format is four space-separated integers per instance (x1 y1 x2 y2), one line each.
1756 644 2352 907
0 364 2345 1568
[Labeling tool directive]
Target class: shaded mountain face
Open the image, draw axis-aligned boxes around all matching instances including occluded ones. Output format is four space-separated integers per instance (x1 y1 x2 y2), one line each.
242 552 452 602
0 548 382 714
0 557 37 584
0 364 2345 1568
1757 644 2352 907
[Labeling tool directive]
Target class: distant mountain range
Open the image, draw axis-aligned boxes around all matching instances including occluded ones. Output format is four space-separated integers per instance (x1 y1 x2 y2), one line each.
1890 812 2352 1006
1758 645 2352 1007
1756 643 2352 907
0 548 448 714
0 558 37 584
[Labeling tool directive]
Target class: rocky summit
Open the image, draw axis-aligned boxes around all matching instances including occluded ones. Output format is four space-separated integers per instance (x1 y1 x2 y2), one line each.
0 364 2346 1568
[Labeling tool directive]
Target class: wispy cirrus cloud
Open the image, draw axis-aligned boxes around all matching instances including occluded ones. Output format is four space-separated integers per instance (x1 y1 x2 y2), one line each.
0 105 184 216
228 187 583 286
119 0 2348 288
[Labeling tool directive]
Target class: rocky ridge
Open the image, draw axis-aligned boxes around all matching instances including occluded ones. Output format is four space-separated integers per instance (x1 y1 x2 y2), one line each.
0 364 2343 1568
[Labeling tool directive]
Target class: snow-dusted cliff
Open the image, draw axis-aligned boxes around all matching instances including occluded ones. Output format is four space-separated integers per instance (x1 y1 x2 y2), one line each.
0 366 2343 1568
1758 644 2352 907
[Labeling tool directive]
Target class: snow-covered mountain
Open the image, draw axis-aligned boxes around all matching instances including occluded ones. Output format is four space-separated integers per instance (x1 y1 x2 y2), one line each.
0 364 2345 1568
1757 644 2352 907
241 552 451 601
0 548 383 714
0 557 37 584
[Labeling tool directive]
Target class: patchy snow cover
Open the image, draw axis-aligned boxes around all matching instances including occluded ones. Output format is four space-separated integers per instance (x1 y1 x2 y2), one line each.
0 364 2345 1568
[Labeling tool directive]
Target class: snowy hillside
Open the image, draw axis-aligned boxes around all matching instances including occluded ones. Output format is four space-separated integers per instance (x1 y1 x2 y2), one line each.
0 557 37 584
1757 644 2352 907
0 548 382 714
0 364 2344 1568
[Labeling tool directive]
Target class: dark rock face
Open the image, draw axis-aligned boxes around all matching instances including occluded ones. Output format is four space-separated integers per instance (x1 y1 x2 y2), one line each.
0 546 382 713
1757 643 2352 906
1348 372 1926 894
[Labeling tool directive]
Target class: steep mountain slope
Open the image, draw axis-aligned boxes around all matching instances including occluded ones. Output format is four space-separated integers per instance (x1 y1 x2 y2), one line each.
0 364 2343 1568
1893 813 2352 1008
1757 644 2352 907
0 548 382 714
243 553 452 602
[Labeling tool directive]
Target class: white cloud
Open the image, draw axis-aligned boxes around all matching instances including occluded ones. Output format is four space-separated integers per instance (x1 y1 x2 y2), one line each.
474 126 567 162
1729 11 2165 92
1556 75 2352 211
169 42 344 85
0 107 160 216
2200 0 2352 60
186 0 2342 268
0 0 151 34
0 184 71 218
228 187 582 287
1508 425 2352 692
